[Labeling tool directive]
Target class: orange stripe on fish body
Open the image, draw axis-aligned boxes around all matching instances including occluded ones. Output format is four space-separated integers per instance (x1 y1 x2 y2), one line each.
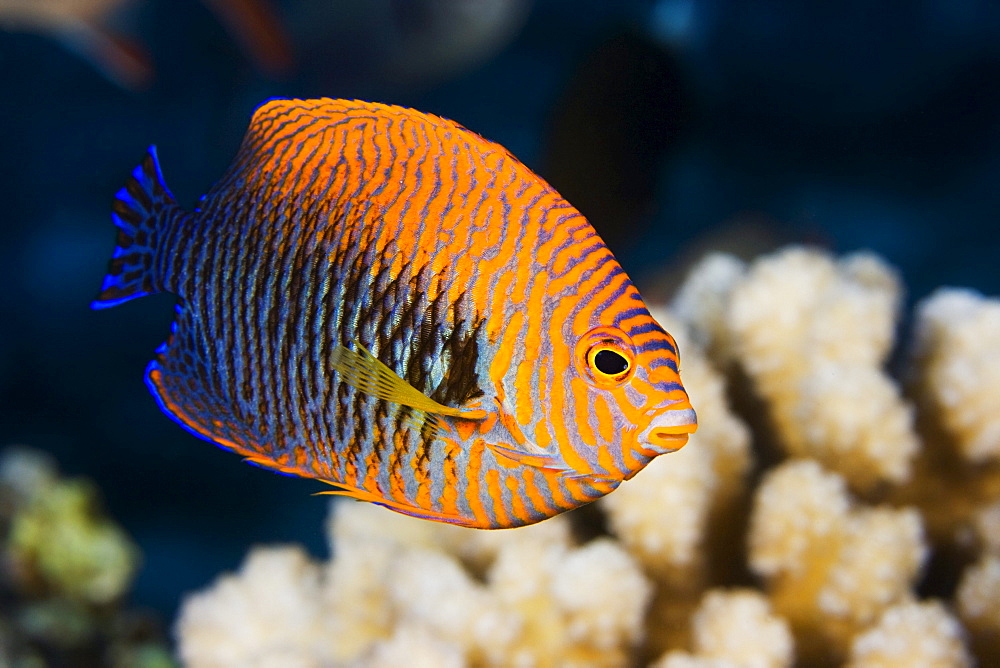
93 98 697 529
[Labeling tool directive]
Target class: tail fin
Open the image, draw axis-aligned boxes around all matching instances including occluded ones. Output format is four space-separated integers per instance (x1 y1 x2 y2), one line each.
92 147 176 309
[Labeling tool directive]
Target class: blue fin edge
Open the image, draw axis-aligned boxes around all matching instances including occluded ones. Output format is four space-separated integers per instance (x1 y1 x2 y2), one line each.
91 146 175 310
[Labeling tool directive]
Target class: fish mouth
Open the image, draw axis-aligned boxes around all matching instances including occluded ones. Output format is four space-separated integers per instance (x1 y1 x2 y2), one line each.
636 402 698 455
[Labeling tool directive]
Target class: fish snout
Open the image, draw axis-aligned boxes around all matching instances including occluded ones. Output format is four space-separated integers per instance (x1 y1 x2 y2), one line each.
637 401 698 455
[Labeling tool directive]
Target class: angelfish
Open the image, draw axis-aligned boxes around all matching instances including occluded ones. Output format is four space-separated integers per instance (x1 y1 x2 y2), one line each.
93 98 697 529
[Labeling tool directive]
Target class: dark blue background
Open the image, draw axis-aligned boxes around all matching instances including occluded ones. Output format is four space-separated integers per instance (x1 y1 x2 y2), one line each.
2 0 998 623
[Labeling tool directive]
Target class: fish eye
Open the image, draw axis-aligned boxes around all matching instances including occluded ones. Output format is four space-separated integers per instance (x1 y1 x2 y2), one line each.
590 347 630 377
576 327 636 388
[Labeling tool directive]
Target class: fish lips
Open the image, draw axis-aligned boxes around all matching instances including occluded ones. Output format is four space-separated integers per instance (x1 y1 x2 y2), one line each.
636 402 698 455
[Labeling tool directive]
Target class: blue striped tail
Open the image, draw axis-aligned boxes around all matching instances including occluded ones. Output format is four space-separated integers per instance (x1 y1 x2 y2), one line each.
92 146 177 309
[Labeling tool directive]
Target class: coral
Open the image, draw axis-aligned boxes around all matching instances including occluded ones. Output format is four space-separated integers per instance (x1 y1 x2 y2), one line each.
669 246 998 665
956 556 1000 663
911 288 1000 463
701 247 917 491
175 245 1000 665
0 446 172 667
599 308 754 657
177 546 327 666
670 252 747 365
0 447 139 605
9 477 138 605
177 501 652 666
652 589 793 668
748 460 926 663
890 287 1000 546
846 600 971 667
366 626 465 668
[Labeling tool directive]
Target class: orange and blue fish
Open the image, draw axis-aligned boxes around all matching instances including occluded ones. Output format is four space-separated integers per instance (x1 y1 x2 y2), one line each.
93 98 697 529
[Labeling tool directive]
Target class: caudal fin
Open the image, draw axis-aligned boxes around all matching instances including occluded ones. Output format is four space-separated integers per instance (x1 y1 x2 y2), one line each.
92 147 177 309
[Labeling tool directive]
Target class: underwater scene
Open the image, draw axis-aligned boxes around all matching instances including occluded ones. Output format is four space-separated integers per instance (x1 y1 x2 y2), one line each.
2 0 1000 665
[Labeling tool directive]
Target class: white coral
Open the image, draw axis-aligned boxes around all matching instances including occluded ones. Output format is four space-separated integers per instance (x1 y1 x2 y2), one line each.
176 501 651 667
956 555 1000 637
172 245 1000 666
561 539 652 647
748 460 927 659
745 250 913 483
912 288 1000 463
748 459 850 578
847 600 971 667
676 247 919 491
727 248 899 377
670 252 748 363
653 589 794 668
385 547 514 654
603 442 715 572
365 625 465 668
817 506 926 623
175 546 327 667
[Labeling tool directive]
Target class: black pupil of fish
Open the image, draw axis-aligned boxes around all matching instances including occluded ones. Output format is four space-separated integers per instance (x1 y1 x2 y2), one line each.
594 349 629 375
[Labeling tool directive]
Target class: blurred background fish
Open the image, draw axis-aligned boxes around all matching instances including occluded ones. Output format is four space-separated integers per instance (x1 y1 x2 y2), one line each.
0 0 292 87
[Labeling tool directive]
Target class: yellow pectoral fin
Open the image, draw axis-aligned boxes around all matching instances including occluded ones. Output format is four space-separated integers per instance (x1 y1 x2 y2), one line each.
330 342 488 422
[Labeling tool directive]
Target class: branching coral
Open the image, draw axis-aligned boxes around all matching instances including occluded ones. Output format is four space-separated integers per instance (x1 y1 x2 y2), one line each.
670 252 747 365
890 288 1000 547
911 288 1000 463
177 502 652 666
846 600 970 667
599 309 753 657
174 245 1000 666
957 554 1000 663
677 247 918 492
1 445 142 602
652 589 793 668
178 546 328 665
748 459 926 663
671 247 998 665
8 476 139 605
954 498 1000 663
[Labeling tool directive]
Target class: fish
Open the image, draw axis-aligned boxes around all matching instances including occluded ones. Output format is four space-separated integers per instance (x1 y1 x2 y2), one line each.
93 98 697 529
0 0 291 89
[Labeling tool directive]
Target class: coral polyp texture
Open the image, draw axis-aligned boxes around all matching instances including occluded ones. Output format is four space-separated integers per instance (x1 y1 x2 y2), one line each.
748 460 927 664
676 247 918 491
911 288 1000 464
175 245 1000 666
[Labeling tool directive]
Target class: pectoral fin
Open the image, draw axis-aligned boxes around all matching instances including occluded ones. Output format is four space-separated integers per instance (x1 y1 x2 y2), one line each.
330 342 488 424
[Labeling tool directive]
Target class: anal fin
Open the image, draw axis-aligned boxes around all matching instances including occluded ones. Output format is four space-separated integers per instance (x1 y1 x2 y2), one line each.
314 479 477 527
